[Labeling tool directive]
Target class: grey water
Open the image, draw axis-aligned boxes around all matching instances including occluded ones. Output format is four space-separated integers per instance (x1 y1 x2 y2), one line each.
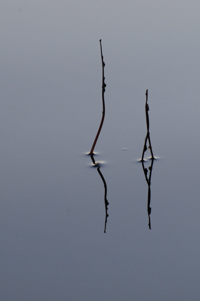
1 1 200 300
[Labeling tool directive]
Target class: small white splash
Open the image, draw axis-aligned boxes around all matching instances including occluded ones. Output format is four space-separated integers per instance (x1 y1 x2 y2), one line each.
90 161 105 168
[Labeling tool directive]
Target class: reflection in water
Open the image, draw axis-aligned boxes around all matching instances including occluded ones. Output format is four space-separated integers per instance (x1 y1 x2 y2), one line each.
140 89 155 229
141 158 154 229
90 153 109 233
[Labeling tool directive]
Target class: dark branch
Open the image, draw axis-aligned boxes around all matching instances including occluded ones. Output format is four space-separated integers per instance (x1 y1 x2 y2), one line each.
90 40 106 155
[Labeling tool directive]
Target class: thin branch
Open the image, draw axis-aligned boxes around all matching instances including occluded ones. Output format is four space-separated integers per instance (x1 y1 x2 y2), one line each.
141 89 154 161
89 39 106 155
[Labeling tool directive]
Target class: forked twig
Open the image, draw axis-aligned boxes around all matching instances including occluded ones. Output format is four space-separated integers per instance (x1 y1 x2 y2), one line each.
141 89 154 161
89 40 106 155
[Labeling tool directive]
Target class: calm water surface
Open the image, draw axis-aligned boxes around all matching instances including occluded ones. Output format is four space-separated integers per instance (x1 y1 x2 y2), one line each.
1 89 200 300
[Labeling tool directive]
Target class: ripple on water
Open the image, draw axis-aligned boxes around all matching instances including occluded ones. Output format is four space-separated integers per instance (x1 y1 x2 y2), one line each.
90 161 106 168
136 156 160 162
83 151 100 156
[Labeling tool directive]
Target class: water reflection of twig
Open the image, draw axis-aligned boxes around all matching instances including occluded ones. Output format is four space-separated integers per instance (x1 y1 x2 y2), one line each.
141 158 154 229
90 153 109 233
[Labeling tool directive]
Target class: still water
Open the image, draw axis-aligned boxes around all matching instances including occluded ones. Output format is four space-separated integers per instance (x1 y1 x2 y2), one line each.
1 84 199 300
1 1 200 300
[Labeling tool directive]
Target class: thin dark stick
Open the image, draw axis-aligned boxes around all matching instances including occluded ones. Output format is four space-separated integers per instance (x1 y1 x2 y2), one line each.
141 134 148 162
145 89 150 133
145 90 154 159
141 90 154 161
89 40 106 155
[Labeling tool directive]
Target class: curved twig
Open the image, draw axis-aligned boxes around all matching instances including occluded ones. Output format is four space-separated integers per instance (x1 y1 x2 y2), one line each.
89 40 106 155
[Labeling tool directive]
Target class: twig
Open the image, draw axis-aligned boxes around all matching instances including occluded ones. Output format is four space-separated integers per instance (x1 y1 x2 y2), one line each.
89 40 106 155
141 90 154 161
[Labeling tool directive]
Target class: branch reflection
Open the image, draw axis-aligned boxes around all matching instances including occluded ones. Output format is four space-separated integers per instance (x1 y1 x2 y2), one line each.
141 158 154 229
90 154 109 233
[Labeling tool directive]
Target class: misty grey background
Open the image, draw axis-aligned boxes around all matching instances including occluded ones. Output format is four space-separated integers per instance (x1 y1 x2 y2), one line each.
1 1 200 300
